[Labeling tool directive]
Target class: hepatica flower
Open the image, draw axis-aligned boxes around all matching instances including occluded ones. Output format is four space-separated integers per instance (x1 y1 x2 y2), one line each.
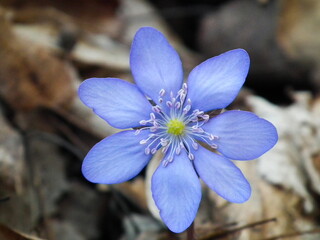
79 27 278 233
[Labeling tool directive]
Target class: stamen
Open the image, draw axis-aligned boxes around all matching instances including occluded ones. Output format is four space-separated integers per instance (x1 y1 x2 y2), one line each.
135 129 141 135
138 83 220 165
152 105 162 113
175 144 182 154
150 113 156 120
160 138 169 146
210 143 218 149
159 89 166 97
175 102 181 109
145 147 150 155
188 153 194 160
182 82 187 91
209 134 215 140
183 105 191 115
139 120 147 125
192 142 198 150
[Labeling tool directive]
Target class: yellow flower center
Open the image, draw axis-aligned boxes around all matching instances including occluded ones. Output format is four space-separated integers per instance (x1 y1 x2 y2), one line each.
167 119 185 136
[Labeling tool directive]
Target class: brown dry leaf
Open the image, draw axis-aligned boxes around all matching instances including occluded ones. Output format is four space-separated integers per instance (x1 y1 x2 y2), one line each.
2 0 120 36
0 223 46 240
0 10 76 111
278 0 320 65
4 6 129 71
0 106 24 194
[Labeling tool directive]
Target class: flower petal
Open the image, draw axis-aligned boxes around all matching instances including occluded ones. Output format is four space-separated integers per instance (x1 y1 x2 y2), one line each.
151 151 201 233
203 110 278 160
194 146 251 203
82 130 152 184
130 27 183 104
187 49 250 111
79 78 152 129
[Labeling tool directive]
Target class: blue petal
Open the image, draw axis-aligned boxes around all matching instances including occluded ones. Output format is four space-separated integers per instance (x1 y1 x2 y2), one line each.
187 49 250 111
79 78 152 129
130 27 183 104
82 130 152 184
203 110 278 160
151 151 201 233
194 146 251 203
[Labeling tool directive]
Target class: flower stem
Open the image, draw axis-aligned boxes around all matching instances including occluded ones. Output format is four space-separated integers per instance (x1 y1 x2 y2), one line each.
187 222 195 240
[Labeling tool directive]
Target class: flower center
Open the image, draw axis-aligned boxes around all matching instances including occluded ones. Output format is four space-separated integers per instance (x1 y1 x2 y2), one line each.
167 119 185 136
136 83 219 166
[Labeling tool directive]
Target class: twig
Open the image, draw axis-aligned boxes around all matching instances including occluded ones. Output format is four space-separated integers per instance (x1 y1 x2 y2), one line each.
0 196 10 202
261 228 320 240
187 222 195 240
200 218 277 240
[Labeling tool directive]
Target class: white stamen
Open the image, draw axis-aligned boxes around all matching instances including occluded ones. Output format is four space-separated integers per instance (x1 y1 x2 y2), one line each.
151 148 157 154
188 153 194 160
145 147 150 154
192 142 198 150
137 83 220 166
175 102 181 109
135 129 141 135
159 89 166 97
140 139 148 144
152 105 162 113
139 120 147 125
211 144 218 149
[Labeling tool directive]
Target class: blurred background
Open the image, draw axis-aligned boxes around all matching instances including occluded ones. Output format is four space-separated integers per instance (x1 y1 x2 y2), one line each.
1 0 320 239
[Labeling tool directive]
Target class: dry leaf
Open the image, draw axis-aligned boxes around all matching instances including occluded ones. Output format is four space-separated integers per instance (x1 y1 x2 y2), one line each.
0 223 46 240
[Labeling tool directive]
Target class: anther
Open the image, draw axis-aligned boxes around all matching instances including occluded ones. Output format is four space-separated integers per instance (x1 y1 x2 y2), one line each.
209 134 215 140
149 127 157 132
182 82 187 91
159 89 166 97
192 142 198 150
183 105 191 114
163 159 169 167
160 138 168 146
152 105 162 113
150 113 156 120
175 102 181 109
139 120 147 125
210 144 218 149
175 145 181 154
145 148 150 154
135 129 141 135
140 139 148 144
162 145 170 153
180 93 186 104
202 114 209 122
188 153 194 160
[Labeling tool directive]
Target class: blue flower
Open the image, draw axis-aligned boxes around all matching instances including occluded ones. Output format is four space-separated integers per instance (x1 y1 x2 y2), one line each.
78 27 278 233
